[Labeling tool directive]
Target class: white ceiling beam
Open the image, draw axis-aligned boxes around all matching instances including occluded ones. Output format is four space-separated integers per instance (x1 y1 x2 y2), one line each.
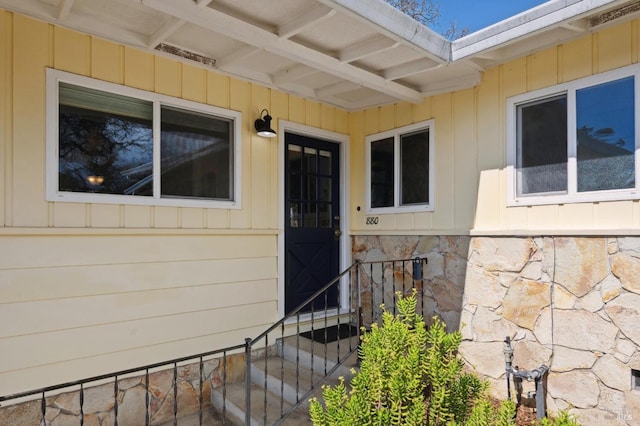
338 35 399 63
272 64 320 85
316 80 361 98
215 45 260 68
57 0 74 20
147 16 185 48
318 0 450 62
278 6 336 39
0 0 59 21
142 0 424 103
383 58 441 81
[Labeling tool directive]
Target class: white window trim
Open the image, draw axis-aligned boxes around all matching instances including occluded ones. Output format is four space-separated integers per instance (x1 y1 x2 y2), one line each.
46 68 242 209
506 64 640 207
365 120 435 214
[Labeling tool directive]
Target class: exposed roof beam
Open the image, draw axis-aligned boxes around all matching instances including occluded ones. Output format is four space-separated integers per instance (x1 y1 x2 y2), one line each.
316 80 361 98
278 5 336 39
383 58 441 81
148 0 216 48
318 0 450 62
273 64 320 85
142 0 425 103
338 35 399 63
57 0 74 20
147 16 185 48
215 45 260 69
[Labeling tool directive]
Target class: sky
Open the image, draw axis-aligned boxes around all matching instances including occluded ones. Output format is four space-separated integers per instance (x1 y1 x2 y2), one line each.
433 0 550 34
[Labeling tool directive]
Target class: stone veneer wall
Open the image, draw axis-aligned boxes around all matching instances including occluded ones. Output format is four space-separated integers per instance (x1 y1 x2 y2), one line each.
352 235 470 336
0 352 246 425
352 235 640 426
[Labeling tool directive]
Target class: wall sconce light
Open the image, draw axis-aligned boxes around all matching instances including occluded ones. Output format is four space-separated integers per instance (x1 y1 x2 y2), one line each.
254 109 277 138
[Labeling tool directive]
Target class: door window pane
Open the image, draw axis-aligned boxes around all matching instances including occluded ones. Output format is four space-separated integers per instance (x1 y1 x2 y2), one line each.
400 130 429 205
319 203 331 228
318 177 331 202
289 202 300 228
517 95 568 196
576 77 635 192
319 150 331 175
304 203 317 228
161 106 232 199
288 145 302 172
370 137 394 208
305 147 317 173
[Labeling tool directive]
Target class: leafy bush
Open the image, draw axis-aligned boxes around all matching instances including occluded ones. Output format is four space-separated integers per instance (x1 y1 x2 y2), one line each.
309 291 502 425
309 290 583 425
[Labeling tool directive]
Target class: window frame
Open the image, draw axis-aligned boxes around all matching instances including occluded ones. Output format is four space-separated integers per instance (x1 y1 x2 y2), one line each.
506 64 640 207
46 68 242 209
365 120 435 214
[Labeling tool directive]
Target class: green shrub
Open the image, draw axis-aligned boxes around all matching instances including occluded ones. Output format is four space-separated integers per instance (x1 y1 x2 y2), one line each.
309 291 491 426
308 291 580 425
538 409 581 426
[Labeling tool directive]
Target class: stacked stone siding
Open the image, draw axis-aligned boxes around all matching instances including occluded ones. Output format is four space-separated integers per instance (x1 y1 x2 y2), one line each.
352 235 640 425
0 353 245 425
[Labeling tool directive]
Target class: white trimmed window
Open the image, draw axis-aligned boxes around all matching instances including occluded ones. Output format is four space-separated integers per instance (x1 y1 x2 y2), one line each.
46 69 242 208
365 120 435 213
507 65 639 206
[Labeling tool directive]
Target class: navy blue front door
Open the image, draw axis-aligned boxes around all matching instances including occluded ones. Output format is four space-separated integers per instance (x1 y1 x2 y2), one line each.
285 133 341 314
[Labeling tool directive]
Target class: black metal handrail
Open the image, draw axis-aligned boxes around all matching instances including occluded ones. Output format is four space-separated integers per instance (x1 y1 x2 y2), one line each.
0 257 427 426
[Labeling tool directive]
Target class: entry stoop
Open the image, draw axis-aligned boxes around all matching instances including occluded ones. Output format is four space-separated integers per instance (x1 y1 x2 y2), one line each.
211 332 359 425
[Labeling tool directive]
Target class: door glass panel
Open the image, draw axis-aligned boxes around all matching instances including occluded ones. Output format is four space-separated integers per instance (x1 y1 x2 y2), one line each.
289 202 300 228
318 177 331 202
319 150 331 175
576 77 635 192
289 173 301 200
306 174 316 202
305 147 317 173
319 203 331 228
304 203 317 228
288 145 302 172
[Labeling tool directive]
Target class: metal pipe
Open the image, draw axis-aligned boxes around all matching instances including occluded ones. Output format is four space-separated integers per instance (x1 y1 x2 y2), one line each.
509 364 549 421
503 336 514 400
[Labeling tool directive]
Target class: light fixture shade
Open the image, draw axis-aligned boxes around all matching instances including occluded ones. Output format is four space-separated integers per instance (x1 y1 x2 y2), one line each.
254 109 277 138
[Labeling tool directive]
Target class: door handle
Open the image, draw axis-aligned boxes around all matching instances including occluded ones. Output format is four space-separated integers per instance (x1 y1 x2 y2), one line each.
334 229 342 238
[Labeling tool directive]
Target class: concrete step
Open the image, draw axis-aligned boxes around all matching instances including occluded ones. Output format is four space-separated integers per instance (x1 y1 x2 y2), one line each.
280 333 359 380
212 334 359 425
250 355 325 405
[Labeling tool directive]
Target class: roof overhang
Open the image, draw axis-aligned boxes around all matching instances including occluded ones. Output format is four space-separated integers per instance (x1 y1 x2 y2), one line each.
1 0 638 110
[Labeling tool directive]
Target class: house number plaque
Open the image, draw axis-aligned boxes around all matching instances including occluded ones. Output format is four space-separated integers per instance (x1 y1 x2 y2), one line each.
366 217 379 225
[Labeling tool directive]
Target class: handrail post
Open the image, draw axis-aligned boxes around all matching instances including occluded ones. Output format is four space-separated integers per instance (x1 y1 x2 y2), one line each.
244 338 252 426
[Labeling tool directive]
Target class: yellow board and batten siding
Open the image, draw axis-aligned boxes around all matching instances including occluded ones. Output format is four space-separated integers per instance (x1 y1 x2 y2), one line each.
0 11 345 395
3 6 640 397
351 19 640 236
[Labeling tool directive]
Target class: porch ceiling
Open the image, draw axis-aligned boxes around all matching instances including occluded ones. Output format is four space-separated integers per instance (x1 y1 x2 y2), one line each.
1 0 639 110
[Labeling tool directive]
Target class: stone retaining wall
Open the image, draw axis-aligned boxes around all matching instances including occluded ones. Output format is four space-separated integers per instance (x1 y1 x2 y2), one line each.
352 235 640 425
0 352 245 425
